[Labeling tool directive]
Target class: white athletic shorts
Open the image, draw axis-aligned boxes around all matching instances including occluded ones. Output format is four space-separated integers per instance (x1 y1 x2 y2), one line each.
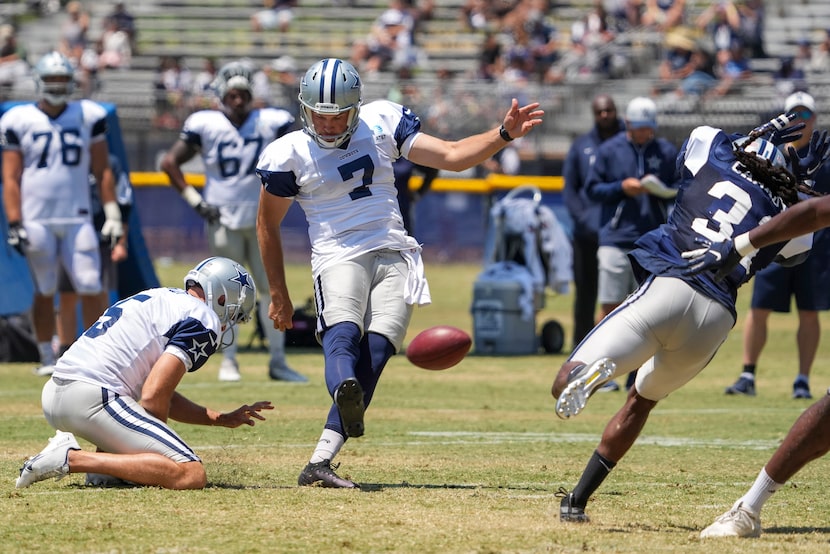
42 377 200 463
597 245 638 305
24 220 102 296
572 275 734 401
314 249 413 352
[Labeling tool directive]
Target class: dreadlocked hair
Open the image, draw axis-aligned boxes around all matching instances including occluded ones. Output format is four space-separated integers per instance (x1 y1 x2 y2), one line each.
734 136 823 207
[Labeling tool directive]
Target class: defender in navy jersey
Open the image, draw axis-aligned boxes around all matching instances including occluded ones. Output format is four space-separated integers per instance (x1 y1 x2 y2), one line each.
16 257 274 490
549 118 829 523
256 58 544 488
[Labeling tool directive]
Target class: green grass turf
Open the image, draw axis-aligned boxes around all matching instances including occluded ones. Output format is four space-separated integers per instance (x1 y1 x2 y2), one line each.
3 261 830 553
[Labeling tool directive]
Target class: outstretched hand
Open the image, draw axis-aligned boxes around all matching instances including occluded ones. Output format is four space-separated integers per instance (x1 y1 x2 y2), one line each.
787 130 830 182
501 98 544 140
769 121 805 146
680 237 742 280
218 401 274 428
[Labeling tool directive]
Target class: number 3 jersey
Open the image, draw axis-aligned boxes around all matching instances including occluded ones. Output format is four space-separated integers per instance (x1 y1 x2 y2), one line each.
0 100 108 223
181 107 294 229
630 125 811 318
256 100 422 275
52 288 221 401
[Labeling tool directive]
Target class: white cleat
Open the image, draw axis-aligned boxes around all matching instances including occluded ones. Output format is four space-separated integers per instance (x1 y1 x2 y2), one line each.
218 358 241 382
700 501 761 538
33 364 56 377
555 358 617 420
16 430 80 488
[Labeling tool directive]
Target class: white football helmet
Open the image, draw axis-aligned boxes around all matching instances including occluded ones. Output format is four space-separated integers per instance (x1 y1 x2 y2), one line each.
733 136 787 169
184 257 256 349
298 58 362 148
34 51 75 106
211 60 253 100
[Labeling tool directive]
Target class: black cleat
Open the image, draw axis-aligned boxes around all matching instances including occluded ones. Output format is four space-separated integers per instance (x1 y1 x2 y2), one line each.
557 487 590 523
335 378 365 438
298 460 358 488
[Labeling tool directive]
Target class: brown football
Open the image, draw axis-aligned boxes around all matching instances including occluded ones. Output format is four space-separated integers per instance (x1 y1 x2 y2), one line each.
405 325 472 370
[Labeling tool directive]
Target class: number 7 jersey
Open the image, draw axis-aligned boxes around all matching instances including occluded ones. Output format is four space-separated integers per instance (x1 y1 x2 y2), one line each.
0 100 108 223
256 100 422 275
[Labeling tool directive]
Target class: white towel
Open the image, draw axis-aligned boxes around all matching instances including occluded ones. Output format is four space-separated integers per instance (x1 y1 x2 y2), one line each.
401 247 432 306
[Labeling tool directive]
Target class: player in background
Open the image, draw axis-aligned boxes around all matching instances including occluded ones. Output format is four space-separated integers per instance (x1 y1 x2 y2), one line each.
724 92 830 399
16 256 273 490
256 58 544 488
160 60 305 383
1 50 122 377
551 113 830 523
56 153 133 357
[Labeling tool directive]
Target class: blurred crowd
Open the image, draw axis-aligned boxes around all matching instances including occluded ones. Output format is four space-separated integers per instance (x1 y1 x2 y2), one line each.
3 0 830 132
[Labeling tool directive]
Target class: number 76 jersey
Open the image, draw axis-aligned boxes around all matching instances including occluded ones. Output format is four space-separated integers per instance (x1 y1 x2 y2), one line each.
256 99 422 275
0 100 108 223
631 125 808 315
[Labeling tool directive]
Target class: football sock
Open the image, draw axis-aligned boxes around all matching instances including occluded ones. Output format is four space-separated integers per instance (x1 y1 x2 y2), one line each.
740 467 781 514
354 332 395 407
38 341 55 366
742 364 757 376
572 450 616 507
310 428 345 464
321 322 361 397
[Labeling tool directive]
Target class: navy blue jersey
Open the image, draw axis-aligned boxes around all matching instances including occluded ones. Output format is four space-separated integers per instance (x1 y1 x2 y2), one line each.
630 125 807 318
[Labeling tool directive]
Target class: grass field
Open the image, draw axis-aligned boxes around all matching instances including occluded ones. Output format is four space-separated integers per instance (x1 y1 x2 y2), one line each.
3 261 830 553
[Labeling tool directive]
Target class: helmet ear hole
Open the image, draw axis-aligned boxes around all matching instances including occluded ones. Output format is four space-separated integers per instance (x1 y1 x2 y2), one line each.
217 294 226 307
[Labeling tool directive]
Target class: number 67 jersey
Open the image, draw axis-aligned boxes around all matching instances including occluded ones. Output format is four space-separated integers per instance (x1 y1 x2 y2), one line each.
630 125 811 318
256 99 422 276
0 100 108 223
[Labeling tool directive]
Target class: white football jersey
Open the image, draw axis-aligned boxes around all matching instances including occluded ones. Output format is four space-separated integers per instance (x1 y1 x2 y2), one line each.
257 100 422 274
52 288 221 401
181 107 294 229
0 100 108 223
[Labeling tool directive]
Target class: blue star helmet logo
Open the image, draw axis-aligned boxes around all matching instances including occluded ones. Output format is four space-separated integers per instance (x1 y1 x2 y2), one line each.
230 267 254 294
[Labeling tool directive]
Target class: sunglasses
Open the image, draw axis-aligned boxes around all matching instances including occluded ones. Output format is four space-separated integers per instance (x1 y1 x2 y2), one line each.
594 108 615 115
792 109 814 120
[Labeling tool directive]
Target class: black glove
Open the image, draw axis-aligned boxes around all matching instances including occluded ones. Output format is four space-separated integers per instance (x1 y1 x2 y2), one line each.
681 237 742 280
788 130 830 182
7 221 28 256
769 121 805 146
195 201 221 224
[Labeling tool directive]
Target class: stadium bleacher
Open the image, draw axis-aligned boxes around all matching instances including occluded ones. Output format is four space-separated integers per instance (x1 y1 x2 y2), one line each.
4 0 830 168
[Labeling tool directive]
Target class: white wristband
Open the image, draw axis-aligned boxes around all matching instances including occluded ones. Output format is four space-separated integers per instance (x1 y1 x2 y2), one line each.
103 201 121 223
734 232 757 257
181 185 203 209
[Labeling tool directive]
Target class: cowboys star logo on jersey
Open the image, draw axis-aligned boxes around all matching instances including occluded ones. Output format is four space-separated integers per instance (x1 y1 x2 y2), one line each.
188 337 212 362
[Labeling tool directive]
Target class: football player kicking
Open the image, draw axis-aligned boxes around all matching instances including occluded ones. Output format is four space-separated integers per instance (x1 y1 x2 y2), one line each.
256 58 544 488
551 114 830 523
160 60 305 384
16 257 273 490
